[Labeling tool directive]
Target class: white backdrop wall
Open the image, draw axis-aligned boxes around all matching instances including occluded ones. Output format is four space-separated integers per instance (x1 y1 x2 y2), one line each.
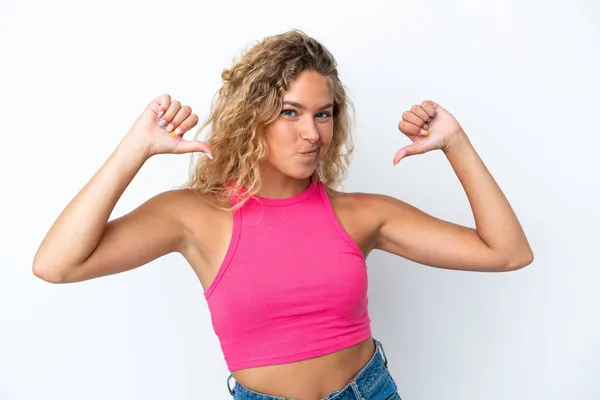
1 1 598 399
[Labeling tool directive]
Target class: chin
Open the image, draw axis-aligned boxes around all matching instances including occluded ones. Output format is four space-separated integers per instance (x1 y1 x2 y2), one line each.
286 168 315 180
278 163 317 180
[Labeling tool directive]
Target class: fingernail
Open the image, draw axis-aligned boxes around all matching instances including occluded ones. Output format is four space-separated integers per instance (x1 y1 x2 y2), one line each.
158 119 166 127
157 111 165 119
174 127 181 135
420 129 429 136
166 124 174 132
206 153 213 160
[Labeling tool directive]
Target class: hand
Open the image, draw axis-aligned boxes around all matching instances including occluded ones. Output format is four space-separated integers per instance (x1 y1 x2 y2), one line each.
125 94 213 158
393 100 464 165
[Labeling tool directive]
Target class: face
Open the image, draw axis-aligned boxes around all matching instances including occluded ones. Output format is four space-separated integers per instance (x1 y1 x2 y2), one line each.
264 70 334 180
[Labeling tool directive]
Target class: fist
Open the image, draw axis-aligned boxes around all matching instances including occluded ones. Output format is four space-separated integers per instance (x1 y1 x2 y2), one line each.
394 100 463 165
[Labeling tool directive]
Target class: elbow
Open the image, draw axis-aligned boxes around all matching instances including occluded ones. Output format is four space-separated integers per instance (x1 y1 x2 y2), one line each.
32 261 67 284
504 248 534 271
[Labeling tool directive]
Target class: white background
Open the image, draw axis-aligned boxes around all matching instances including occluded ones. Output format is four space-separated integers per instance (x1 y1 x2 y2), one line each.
1 0 598 399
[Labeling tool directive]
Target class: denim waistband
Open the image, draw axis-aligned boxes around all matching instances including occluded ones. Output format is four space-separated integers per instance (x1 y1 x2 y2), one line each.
227 338 391 399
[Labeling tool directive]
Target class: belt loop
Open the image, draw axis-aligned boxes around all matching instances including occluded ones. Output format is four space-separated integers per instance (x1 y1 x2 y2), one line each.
227 374 235 396
376 339 388 367
350 380 364 399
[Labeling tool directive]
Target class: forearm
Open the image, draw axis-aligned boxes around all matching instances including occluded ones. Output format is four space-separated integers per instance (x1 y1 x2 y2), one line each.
443 131 533 267
33 136 149 279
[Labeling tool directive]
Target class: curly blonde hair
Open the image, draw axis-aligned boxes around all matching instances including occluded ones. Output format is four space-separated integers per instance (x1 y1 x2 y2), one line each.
180 29 355 209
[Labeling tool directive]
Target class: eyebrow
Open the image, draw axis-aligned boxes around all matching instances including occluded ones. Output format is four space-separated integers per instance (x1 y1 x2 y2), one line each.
282 101 334 110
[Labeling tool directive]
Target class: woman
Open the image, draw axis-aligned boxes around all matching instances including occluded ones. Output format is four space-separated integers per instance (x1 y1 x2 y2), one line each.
33 30 533 400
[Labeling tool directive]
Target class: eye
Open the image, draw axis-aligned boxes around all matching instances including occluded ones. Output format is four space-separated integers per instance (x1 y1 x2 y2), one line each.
316 111 332 119
281 109 298 117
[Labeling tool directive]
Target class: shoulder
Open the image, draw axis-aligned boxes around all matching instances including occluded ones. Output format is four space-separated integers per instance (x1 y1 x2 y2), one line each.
325 186 400 222
156 187 232 224
326 186 421 231
324 186 429 254
148 187 233 248
323 186 407 246
146 188 224 219
154 187 227 209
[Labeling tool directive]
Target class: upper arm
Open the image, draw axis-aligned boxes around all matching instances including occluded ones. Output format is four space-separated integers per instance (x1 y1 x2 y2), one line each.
61 190 189 283
372 194 508 272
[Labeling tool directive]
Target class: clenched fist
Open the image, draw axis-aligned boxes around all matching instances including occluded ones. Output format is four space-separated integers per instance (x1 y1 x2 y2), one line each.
394 100 464 165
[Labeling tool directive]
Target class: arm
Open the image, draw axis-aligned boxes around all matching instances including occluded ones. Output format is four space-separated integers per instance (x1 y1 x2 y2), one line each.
374 101 533 272
33 94 211 283
32 137 182 284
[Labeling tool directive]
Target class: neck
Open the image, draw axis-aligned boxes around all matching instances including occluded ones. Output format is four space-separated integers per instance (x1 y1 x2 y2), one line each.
257 167 312 199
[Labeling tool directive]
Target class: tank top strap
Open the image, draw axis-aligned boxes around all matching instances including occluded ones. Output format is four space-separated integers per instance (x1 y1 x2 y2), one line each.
315 180 364 258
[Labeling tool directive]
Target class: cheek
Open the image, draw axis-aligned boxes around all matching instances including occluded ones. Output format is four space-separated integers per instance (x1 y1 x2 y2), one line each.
318 124 334 148
266 123 296 155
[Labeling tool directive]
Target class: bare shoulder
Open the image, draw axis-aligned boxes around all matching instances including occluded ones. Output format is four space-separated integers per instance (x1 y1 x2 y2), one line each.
142 188 224 234
326 187 395 224
162 188 233 248
160 187 227 218
111 186 232 264
325 187 395 255
164 188 234 290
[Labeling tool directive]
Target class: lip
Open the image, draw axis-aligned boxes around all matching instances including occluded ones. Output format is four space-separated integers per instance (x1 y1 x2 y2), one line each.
300 148 319 155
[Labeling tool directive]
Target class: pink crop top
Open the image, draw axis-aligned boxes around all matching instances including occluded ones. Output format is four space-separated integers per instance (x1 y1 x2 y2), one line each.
203 178 372 371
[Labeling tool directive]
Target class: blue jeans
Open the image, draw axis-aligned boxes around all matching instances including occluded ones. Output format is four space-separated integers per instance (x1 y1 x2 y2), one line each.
226 338 402 399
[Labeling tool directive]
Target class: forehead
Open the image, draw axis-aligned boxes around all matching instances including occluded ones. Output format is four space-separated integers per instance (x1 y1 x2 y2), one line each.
283 70 333 105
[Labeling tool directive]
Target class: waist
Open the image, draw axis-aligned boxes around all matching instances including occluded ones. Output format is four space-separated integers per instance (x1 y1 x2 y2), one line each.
230 337 376 399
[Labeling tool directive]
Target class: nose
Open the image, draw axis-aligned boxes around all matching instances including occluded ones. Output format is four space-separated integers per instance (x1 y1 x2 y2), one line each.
300 119 320 143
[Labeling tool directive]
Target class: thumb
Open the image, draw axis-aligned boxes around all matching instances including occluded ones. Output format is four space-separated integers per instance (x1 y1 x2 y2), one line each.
172 139 214 158
393 142 426 165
